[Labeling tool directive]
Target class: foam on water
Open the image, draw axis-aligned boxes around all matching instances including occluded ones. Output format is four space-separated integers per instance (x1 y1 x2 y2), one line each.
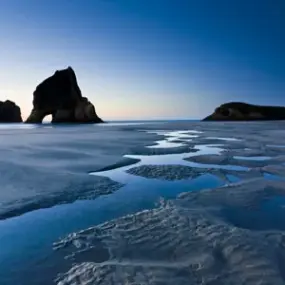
233 155 272 161
267 144 285 148
0 123 37 129
206 136 242 141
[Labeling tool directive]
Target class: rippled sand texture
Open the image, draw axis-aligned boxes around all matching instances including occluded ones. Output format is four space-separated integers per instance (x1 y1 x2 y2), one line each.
55 179 285 285
54 121 285 284
0 124 160 219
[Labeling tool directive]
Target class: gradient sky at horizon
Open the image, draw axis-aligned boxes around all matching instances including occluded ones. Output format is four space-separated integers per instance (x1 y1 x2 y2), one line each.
0 0 285 120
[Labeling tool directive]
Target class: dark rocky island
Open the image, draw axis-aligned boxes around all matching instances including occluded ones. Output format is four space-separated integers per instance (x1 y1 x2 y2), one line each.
0 100 22 123
26 67 103 124
203 102 285 121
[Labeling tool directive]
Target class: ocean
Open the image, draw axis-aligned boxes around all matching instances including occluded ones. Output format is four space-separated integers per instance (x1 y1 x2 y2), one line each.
1 120 285 284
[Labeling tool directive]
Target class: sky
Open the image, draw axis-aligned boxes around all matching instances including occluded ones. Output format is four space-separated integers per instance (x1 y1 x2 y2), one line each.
0 0 285 120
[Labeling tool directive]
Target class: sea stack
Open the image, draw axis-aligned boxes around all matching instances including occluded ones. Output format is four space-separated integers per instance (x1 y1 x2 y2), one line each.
0 100 22 123
26 67 103 124
203 102 285 121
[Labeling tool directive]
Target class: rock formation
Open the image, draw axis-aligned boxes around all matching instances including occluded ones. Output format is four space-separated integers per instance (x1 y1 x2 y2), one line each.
26 67 103 124
203 102 285 121
0 100 22 123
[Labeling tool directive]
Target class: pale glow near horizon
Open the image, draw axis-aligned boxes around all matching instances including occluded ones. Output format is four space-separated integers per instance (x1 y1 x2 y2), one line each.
0 83 203 121
0 64 207 120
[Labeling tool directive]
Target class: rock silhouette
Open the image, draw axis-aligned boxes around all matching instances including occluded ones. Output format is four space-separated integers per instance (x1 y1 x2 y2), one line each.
203 102 285 121
26 67 103 123
0 100 22 123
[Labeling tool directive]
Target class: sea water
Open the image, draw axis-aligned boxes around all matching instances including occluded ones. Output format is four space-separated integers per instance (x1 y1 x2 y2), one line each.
0 121 285 284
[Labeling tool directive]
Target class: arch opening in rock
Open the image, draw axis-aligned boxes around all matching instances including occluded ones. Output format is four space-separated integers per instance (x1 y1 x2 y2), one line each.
43 114 52 123
25 67 103 124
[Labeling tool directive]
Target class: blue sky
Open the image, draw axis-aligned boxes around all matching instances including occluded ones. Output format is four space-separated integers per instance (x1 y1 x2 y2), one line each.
0 0 284 120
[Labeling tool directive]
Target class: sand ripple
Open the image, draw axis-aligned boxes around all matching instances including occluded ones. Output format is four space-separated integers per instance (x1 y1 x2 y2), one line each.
55 178 285 284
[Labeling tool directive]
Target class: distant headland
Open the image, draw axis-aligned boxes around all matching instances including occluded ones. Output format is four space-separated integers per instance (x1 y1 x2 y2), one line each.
0 67 103 124
203 102 285 121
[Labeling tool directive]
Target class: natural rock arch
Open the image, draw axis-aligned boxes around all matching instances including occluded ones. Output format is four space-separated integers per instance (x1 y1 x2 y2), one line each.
26 67 103 124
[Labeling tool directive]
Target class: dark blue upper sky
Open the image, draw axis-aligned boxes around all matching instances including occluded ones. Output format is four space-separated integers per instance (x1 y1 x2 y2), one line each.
0 0 284 119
